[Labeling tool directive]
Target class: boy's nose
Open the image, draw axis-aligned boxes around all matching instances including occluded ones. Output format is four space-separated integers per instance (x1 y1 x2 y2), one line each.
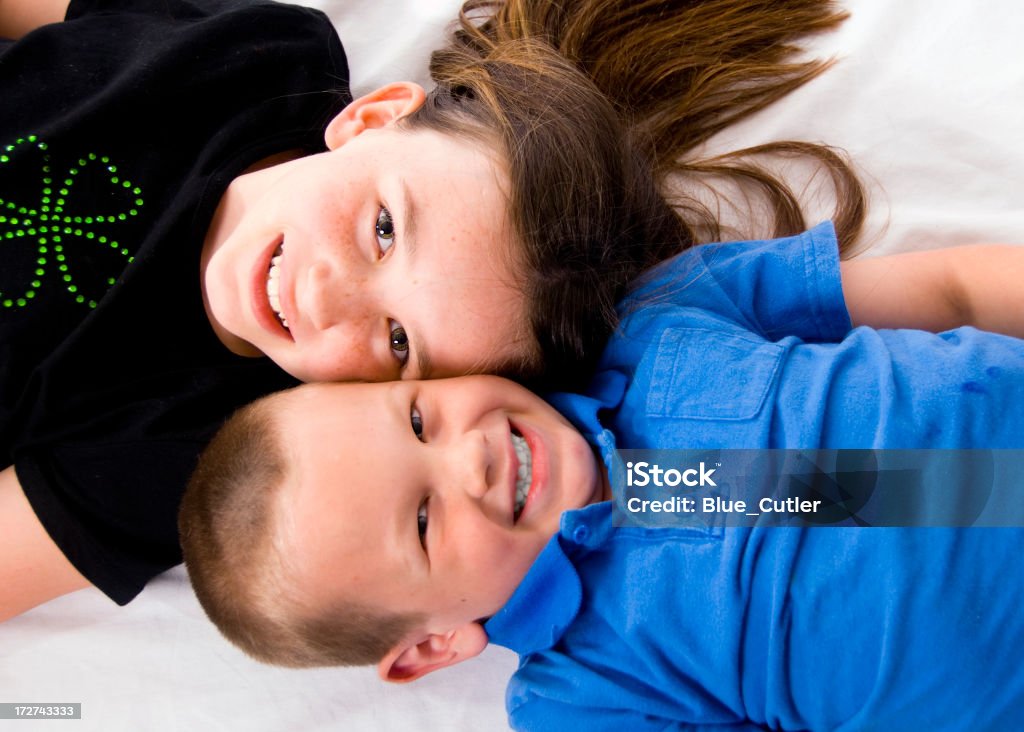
448 431 493 501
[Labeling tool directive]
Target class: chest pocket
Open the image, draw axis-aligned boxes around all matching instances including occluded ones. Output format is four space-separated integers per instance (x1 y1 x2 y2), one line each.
646 327 784 420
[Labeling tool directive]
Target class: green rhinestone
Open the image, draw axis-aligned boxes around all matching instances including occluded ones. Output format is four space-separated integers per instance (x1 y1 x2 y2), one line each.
130 209 138 216
73 216 82 223
27 229 36 236
74 229 82 236
95 215 105 223
16 298 26 307
59 188 68 196
78 158 86 167
43 178 51 185
26 291 35 299
100 156 109 164
34 268 44 276
107 277 116 286
127 256 135 264
65 178 74 185
85 217 93 224
0 215 5 222
121 248 129 256
38 142 48 150
134 199 144 207
0 155 8 164
133 187 141 195
2 300 12 308
86 232 95 239
18 207 27 214
15 230 24 237
118 214 126 221
88 153 97 160
99 235 107 243
52 235 61 242
28 135 37 142
62 274 71 282
110 176 119 184
36 258 46 265
31 280 41 288
68 285 77 293
122 180 131 189
38 245 47 253
75 295 85 304
109 241 118 249
56 254 65 262
3 145 12 152
54 244 62 252
89 300 98 309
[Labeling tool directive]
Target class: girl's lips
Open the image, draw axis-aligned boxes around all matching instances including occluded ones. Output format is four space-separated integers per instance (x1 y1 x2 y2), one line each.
509 419 547 525
250 235 293 341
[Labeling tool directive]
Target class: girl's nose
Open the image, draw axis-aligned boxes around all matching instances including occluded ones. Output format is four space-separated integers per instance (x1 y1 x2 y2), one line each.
305 260 369 332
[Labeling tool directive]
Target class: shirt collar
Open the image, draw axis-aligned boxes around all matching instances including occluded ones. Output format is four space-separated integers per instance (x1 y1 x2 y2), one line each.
483 502 615 657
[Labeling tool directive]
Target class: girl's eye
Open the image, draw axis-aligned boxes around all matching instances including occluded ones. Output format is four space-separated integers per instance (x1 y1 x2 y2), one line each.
375 206 396 255
390 320 410 365
410 405 424 441
417 500 429 548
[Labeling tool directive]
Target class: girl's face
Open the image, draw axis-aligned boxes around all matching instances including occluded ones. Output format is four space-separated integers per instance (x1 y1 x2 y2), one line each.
200 84 532 383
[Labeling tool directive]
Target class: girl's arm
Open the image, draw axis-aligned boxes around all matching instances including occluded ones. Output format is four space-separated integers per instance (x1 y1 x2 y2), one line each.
840 244 1024 338
0 465 91 623
0 0 68 38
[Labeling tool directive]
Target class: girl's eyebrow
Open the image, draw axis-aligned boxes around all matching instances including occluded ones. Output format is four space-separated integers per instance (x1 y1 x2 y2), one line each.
399 178 419 255
396 180 433 379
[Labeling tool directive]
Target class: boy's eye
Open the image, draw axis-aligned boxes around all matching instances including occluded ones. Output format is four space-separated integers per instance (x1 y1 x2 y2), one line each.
417 499 429 548
375 206 396 255
390 320 410 365
410 405 424 441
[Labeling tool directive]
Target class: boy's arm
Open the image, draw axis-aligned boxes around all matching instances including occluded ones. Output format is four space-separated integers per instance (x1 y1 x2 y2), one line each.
840 244 1024 337
0 0 69 38
0 465 91 623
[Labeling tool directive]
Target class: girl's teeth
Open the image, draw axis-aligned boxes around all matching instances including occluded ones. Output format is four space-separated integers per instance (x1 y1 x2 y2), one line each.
266 246 289 330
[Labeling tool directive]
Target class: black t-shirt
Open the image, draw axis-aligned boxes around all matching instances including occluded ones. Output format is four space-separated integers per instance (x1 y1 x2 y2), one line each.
0 0 350 603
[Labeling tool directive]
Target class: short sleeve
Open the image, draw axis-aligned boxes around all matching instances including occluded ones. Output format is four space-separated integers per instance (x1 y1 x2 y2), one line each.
626 221 852 343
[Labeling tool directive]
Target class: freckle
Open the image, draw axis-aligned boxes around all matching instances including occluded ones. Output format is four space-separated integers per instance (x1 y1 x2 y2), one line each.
962 381 986 394
986 367 1002 378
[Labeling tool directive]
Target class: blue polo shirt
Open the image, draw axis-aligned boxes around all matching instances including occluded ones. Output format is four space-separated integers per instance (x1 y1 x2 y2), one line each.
483 225 1024 729
485 503 1024 730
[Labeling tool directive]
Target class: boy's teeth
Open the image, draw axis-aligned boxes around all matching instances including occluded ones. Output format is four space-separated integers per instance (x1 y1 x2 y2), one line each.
266 244 289 330
512 433 533 519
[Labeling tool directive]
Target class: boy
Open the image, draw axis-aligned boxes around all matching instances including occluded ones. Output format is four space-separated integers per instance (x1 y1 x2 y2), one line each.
180 371 1024 730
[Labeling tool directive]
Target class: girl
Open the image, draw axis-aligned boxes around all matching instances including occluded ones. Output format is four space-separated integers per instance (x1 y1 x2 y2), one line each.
0 0 864 621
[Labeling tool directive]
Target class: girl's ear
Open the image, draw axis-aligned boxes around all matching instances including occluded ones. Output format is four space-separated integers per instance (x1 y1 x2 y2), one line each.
324 82 427 150
377 621 489 684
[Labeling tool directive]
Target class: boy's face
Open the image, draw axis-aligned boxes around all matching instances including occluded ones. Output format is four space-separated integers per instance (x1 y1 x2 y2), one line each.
274 376 609 641
201 85 530 383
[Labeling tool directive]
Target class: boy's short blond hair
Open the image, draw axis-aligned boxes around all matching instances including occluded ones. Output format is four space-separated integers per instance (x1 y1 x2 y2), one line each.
178 395 420 668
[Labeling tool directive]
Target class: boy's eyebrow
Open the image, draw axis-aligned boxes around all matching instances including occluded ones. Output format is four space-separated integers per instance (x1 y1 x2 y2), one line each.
399 181 434 380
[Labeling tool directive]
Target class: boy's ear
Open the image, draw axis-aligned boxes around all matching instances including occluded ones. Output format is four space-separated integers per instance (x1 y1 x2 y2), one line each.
377 621 489 684
325 82 427 150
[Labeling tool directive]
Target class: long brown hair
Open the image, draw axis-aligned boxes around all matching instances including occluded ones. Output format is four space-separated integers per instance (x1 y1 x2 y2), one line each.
404 0 864 388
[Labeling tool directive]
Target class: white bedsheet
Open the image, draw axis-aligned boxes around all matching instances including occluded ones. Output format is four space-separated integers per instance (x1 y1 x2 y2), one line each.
3 1 1022 730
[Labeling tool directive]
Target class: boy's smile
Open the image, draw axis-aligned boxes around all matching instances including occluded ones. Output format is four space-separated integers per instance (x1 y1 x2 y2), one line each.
269 376 609 659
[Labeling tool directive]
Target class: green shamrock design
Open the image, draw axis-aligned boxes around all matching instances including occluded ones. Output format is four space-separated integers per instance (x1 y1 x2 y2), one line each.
0 135 144 310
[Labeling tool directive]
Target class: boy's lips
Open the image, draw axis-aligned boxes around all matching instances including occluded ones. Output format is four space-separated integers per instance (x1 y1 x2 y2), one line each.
251 235 293 342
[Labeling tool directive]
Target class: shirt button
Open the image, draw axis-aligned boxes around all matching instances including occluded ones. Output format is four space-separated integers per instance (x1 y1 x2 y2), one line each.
572 525 590 544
